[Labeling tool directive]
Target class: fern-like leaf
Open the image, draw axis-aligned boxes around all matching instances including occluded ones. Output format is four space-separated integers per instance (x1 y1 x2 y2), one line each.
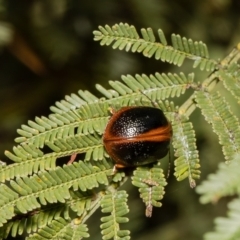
195 91 240 161
0 184 19 226
171 33 209 58
196 156 240 204
0 204 69 239
27 217 89 240
0 156 56 183
171 114 200 187
97 72 194 101
93 23 218 71
100 190 130 240
0 160 112 227
218 63 240 103
6 131 105 165
203 198 240 240
131 163 167 217
14 101 108 149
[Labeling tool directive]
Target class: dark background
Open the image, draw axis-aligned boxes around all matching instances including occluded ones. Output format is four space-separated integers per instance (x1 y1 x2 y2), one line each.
0 0 240 239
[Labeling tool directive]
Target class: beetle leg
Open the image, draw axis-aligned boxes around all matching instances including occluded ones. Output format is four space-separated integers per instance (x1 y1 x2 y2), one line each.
108 107 116 115
112 163 127 174
67 153 77 165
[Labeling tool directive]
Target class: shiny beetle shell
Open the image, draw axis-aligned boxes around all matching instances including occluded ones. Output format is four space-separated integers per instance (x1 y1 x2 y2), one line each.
103 106 172 168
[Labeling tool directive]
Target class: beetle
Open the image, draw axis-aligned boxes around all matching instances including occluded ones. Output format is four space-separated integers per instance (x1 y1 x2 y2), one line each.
103 106 172 169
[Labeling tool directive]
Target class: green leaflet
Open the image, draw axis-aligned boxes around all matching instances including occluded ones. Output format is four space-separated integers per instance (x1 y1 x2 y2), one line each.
93 23 218 71
0 192 100 239
7 132 104 163
196 157 240 240
14 102 109 148
171 115 200 187
100 190 130 240
196 156 240 204
204 198 240 240
0 204 69 239
0 160 112 227
27 217 89 240
195 91 240 161
132 163 167 217
218 63 240 103
0 156 56 183
110 72 194 100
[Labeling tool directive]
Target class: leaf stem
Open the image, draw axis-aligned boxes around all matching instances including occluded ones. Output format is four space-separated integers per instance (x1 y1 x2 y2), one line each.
179 44 240 118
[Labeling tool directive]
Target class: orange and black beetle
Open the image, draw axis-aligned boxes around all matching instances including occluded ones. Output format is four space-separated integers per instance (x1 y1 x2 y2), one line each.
103 106 172 169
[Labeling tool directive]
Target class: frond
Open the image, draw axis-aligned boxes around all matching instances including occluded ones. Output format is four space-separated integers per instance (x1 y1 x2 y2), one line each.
0 156 56 183
14 101 109 148
27 217 89 240
218 63 240 102
203 198 240 240
0 184 18 226
0 191 100 239
100 190 130 240
0 204 68 239
171 115 200 187
96 72 194 100
72 223 90 240
195 91 240 161
7 130 105 164
131 163 167 217
0 160 112 227
196 156 240 204
93 23 218 71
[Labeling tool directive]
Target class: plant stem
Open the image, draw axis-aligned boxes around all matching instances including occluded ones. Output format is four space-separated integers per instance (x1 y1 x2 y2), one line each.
179 44 240 118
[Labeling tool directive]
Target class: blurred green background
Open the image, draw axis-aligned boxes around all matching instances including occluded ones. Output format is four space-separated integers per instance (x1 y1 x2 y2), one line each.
0 0 240 239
